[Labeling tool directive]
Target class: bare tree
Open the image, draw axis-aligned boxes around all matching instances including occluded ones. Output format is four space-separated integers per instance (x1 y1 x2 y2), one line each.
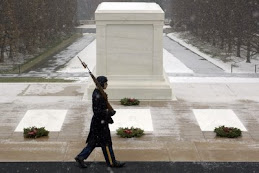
0 0 78 65
0 0 19 62
171 0 259 62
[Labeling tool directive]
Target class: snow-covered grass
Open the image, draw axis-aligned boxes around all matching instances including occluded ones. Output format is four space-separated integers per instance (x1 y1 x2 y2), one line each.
167 32 259 73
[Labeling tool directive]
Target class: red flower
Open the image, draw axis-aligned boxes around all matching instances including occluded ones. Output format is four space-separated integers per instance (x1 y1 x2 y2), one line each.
223 127 229 133
124 129 132 134
28 131 36 135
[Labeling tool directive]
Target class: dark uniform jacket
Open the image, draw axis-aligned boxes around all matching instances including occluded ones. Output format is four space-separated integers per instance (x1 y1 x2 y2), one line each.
86 89 112 147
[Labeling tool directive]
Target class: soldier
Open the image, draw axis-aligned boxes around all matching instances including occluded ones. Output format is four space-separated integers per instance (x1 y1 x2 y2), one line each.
75 76 125 168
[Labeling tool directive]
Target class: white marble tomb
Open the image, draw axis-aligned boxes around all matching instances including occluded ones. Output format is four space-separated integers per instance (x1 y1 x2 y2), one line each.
85 2 172 100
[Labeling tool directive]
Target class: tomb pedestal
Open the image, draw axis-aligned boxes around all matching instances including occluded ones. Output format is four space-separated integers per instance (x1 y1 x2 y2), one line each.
85 2 172 100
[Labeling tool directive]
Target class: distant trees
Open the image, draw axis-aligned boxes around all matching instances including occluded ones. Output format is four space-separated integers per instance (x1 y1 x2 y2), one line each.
0 0 77 63
0 0 19 62
171 0 259 62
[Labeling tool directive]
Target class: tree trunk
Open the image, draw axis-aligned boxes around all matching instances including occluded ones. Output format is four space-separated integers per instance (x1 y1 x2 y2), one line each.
228 39 232 53
0 37 6 63
236 37 241 57
246 41 251 63
220 37 224 50
212 34 216 46
206 35 210 43
0 48 4 63
9 44 13 60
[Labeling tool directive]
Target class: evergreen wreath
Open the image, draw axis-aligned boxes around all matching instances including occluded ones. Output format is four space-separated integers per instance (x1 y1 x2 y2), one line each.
214 125 242 138
116 127 144 138
23 126 49 138
120 98 140 106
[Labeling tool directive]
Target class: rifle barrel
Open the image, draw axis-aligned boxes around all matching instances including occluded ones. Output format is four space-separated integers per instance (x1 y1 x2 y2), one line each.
77 56 114 111
78 56 88 70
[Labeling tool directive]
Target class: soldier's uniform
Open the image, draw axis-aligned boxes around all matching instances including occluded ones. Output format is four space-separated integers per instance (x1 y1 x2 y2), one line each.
75 76 125 168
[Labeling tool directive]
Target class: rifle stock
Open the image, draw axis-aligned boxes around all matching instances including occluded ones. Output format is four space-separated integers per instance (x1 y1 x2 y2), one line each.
77 56 114 111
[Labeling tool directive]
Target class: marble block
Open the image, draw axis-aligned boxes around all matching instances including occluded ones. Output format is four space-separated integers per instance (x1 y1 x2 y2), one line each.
193 109 247 131
15 110 67 132
85 2 172 100
109 109 153 132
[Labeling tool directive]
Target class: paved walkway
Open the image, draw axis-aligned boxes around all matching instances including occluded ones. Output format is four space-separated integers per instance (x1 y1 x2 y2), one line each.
0 83 259 163
163 36 225 74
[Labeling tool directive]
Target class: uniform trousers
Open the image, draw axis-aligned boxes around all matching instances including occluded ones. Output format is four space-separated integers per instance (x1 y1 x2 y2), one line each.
77 143 116 166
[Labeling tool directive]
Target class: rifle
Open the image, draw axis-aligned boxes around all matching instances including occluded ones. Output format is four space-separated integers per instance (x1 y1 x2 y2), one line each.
77 56 114 112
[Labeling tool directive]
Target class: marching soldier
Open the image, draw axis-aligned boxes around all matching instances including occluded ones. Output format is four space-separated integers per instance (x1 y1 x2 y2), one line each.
75 76 125 168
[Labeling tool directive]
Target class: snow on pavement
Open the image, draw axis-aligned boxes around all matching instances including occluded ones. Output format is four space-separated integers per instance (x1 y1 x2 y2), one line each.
167 33 259 74
167 33 231 73
169 77 259 83
57 40 96 73
163 48 193 74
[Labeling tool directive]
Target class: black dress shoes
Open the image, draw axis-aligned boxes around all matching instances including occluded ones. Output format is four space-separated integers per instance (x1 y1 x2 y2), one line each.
111 161 126 168
75 156 87 168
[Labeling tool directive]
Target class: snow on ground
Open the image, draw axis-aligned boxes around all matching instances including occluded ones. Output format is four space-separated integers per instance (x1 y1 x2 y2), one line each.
163 48 193 73
163 25 171 29
167 33 231 72
169 77 259 83
167 33 259 73
57 40 96 73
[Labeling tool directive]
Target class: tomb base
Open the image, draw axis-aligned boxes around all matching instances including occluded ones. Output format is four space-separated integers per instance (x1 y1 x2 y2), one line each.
83 73 174 101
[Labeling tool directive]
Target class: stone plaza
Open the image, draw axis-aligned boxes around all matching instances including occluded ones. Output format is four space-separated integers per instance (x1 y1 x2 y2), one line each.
0 80 259 172
0 2 259 172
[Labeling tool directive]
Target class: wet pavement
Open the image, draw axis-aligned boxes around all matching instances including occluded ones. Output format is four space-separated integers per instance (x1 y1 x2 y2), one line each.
1 29 259 172
163 36 225 74
0 82 259 172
